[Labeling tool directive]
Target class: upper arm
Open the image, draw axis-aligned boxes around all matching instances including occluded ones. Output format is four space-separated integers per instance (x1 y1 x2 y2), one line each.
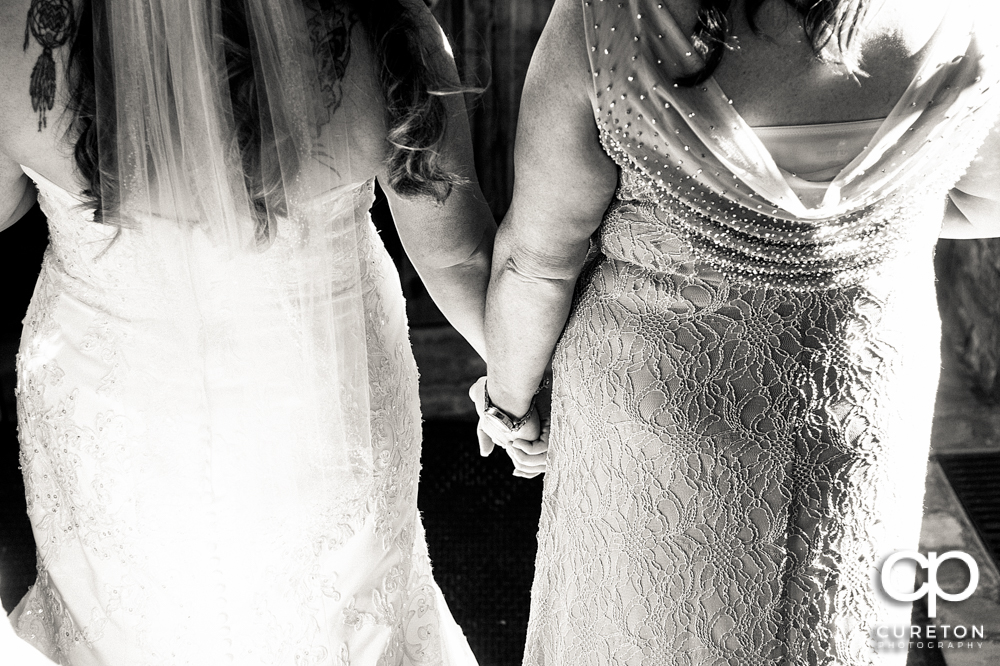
0 152 36 233
499 0 618 276
378 1 494 270
942 116 1000 238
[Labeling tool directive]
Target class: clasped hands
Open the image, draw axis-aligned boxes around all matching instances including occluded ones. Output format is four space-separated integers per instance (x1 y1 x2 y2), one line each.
468 376 549 478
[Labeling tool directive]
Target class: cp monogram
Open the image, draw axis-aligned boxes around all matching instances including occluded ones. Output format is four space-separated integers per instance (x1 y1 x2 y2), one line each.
880 551 979 617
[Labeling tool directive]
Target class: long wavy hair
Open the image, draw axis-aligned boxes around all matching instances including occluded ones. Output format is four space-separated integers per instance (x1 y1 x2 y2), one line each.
683 0 871 84
66 0 463 227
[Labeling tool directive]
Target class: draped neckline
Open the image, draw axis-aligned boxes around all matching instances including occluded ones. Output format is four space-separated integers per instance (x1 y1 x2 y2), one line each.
650 1 978 218
750 118 885 186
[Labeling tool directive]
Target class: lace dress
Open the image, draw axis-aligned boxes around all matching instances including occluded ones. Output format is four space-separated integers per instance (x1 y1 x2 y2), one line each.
11 169 477 666
523 2 1000 665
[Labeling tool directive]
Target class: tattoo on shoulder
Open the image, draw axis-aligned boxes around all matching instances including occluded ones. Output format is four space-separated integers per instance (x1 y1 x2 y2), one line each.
305 1 356 124
23 0 76 132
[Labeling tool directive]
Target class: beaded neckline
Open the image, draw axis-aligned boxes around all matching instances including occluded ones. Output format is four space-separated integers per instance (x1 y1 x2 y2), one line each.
584 0 994 221
646 4 971 217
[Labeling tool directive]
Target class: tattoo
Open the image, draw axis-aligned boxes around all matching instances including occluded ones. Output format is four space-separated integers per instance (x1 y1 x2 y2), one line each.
23 0 76 132
305 1 356 125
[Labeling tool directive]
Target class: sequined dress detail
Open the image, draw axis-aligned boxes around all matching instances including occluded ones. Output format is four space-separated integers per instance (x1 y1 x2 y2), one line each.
523 2 1000 665
12 171 477 666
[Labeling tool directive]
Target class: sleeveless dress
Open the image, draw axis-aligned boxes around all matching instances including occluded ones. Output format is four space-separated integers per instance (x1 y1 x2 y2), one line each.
523 2 1000 665
11 169 478 666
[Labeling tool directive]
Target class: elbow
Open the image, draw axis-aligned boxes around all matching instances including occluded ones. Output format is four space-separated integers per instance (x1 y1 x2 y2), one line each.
408 221 495 271
500 242 590 287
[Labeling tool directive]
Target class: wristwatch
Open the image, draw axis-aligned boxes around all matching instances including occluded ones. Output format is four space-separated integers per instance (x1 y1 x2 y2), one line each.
482 381 537 432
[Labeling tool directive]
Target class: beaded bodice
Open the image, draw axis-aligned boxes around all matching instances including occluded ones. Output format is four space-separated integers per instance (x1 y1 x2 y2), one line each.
584 0 1000 290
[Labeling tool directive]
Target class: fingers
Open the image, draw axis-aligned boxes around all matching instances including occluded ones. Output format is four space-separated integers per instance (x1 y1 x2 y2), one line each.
507 407 541 442
503 438 547 480
468 374 548 477
476 427 496 457
478 416 518 446
505 444 546 469
511 437 548 456
514 469 541 479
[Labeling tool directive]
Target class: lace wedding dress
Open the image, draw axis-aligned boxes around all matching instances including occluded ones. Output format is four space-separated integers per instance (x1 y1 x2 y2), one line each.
7 1 482 663
10 168 477 666
523 1 1000 665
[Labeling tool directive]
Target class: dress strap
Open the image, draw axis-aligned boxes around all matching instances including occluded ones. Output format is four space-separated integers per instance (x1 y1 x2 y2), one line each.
20 165 86 206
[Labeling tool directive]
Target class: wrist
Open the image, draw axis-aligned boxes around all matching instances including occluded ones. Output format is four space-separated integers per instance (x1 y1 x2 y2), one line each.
483 377 535 420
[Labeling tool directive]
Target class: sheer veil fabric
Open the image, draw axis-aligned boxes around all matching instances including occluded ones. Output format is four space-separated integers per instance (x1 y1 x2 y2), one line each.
11 1 478 664
100 0 375 503
588 0 1000 288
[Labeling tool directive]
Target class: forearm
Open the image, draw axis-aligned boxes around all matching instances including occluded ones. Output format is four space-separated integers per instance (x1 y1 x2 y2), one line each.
484 234 590 416
413 229 493 359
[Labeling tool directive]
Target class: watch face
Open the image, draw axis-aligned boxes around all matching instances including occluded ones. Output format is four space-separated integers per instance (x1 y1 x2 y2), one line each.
483 408 513 429
481 410 516 441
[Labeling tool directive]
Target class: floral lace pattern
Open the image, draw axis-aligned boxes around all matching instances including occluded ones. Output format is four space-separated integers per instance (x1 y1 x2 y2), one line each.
13 175 474 665
521 2 1000 665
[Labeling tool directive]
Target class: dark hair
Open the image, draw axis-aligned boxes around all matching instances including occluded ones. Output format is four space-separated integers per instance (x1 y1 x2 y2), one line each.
66 0 462 227
682 0 871 85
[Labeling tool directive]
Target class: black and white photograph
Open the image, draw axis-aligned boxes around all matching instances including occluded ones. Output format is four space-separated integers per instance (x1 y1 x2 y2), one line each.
1 0 1000 664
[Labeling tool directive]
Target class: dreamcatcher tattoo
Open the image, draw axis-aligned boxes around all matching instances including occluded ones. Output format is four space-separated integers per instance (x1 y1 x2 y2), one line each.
305 1 357 169
306 1 356 125
23 0 76 131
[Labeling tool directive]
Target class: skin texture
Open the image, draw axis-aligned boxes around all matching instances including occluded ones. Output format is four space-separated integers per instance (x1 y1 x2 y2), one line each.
480 0 1000 474
22 0 76 132
306 0 355 124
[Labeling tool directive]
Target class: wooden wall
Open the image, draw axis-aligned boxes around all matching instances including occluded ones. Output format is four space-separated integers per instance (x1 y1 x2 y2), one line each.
432 0 556 219
400 0 555 326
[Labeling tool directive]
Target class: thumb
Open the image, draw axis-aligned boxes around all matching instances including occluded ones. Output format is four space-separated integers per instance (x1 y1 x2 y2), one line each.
509 407 541 442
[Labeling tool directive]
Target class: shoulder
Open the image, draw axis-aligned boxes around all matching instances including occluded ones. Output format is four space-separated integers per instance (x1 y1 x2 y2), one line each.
400 0 453 55
582 0 699 32
0 0 82 189
528 0 593 97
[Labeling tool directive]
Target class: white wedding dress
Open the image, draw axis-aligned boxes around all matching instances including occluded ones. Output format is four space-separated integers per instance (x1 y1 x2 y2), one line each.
10 167 477 666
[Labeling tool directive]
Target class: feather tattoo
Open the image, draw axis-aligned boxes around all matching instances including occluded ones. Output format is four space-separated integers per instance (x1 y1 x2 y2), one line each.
24 0 76 131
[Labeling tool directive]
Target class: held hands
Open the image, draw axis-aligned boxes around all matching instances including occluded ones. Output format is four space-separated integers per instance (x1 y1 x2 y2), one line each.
468 376 549 478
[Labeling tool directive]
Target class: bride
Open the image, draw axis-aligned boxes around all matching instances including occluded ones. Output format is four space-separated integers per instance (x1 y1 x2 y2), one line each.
0 0 492 664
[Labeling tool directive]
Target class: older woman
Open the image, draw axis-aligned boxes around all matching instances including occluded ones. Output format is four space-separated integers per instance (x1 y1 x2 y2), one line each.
478 0 1000 664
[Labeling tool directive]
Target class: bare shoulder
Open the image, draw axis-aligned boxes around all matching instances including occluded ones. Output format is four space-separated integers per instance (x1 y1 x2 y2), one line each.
399 0 459 78
658 0 700 33
0 0 81 189
320 0 460 181
526 0 594 102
